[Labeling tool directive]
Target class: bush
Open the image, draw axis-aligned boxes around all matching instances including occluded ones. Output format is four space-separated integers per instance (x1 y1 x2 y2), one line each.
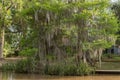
15 58 40 73
2 59 94 76
44 62 94 76
77 62 93 76
2 63 16 71
19 48 37 57
1 58 38 73
62 64 77 76
45 64 61 75
3 42 14 57
15 59 30 73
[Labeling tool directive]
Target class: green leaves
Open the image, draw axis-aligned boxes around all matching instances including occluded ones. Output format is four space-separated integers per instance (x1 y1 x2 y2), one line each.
1 0 118 62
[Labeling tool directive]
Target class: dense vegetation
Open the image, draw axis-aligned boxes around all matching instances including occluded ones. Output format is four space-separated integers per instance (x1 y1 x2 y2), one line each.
0 0 119 75
112 0 120 45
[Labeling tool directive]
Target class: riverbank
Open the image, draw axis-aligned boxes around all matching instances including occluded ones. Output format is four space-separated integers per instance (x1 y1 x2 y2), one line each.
0 57 25 68
0 57 94 76
2 57 120 76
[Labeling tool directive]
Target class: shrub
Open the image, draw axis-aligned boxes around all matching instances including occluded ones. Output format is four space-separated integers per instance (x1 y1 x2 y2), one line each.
2 63 16 71
15 59 30 73
15 57 39 73
1 58 37 73
62 64 77 76
3 42 14 57
44 62 94 76
45 64 61 75
77 62 93 76
2 59 94 76
20 48 37 57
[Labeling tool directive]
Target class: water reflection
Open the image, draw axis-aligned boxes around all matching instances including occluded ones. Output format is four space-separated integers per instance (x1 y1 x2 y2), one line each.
1 72 120 80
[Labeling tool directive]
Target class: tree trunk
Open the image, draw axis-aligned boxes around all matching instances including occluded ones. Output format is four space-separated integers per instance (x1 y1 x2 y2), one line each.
98 48 103 68
0 27 5 59
83 52 87 64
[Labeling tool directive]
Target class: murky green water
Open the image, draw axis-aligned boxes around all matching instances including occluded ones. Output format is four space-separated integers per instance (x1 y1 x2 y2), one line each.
1 72 120 80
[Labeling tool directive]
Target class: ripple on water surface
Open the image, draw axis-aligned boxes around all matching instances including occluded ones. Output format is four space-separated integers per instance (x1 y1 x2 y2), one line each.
1 72 120 80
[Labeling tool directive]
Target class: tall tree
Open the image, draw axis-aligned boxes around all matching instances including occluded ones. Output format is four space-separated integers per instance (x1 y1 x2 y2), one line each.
112 1 120 45
0 0 13 58
5 0 118 67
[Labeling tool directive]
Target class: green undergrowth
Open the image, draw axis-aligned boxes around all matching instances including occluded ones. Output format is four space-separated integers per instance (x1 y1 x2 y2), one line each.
1 58 94 76
45 62 94 76
102 54 120 61
97 62 120 70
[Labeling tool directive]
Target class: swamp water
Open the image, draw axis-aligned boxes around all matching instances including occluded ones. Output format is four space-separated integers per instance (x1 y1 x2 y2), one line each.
0 72 120 80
